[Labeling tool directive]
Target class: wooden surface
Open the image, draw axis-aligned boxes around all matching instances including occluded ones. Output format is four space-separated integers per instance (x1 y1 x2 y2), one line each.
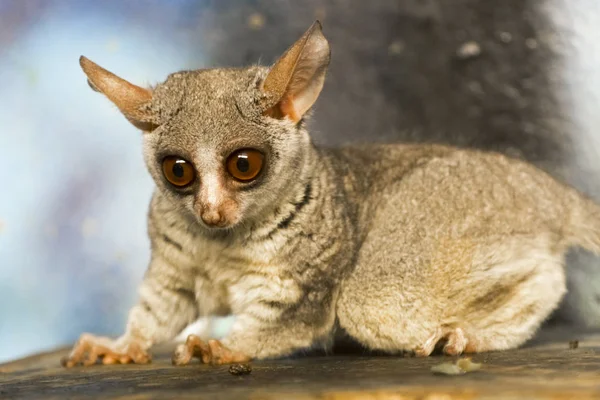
2 329 600 399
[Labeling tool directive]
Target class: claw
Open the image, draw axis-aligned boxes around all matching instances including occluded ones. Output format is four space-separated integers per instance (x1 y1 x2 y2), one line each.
61 333 151 368
207 339 250 365
413 326 473 357
414 327 443 357
443 327 468 356
102 355 118 365
172 335 250 366
172 343 193 366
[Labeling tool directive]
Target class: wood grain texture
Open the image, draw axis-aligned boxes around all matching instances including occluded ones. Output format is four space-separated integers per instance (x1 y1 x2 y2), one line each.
2 329 600 399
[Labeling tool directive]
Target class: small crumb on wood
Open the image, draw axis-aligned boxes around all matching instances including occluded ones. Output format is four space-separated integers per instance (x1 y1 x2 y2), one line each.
431 357 481 375
456 357 482 372
456 41 481 60
569 340 579 349
431 363 465 375
229 363 252 376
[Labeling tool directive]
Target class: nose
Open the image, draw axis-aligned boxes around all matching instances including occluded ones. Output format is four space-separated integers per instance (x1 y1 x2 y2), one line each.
201 209 226 227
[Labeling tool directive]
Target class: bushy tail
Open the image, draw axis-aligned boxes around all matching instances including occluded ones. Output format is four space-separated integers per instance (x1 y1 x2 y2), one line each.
567 193 600 255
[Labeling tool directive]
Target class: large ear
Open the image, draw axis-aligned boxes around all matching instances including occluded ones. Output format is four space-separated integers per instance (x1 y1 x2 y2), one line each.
261 21 331 123
79 56 158 131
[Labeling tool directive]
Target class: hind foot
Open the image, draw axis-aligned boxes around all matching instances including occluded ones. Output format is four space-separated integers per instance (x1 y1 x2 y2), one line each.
414 327 476 357
414 327 443 357
442 327 469 356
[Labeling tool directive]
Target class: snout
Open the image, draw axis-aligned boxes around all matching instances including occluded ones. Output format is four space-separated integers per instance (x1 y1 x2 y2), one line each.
194 174 240 229
195 199 239 229
200 208 228 228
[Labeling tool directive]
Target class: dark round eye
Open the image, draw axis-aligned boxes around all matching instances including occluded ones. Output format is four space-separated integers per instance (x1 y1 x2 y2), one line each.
226 149 264 182
162 156 195 187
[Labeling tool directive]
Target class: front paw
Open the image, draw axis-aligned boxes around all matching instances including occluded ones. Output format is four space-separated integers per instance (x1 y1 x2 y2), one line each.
61 333 151 368
172 334 250 366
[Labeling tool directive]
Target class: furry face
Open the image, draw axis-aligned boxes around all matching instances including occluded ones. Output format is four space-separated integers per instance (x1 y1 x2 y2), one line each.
141 67 312 231
79 22 330 233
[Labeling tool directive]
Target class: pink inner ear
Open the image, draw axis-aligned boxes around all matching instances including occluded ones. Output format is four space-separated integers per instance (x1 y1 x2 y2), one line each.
264 95 301 123
260 22 329 124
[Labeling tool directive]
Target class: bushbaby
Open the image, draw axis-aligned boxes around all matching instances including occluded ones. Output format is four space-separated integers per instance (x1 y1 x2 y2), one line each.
63 21 600 367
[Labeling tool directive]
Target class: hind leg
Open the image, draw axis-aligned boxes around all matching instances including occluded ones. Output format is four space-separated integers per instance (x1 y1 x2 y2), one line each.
451 249 568 354
427 250 568 355
420 257 567 356
336 250 445 355
337 235 567 356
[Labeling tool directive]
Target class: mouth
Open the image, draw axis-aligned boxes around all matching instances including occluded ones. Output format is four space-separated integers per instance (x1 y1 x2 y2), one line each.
196 215 239 232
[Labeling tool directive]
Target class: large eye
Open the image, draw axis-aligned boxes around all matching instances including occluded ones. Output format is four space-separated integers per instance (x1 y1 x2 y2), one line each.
162 156 195 188
226 149 264 182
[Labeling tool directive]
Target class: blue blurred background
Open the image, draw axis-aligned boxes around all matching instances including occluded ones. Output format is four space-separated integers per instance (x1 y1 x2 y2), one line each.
0 0 207 362
1 0 600 363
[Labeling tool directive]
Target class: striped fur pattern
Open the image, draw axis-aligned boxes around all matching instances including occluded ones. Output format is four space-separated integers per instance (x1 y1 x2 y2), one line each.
63 22 600 366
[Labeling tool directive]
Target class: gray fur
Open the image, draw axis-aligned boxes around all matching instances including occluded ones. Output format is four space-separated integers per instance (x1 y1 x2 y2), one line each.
63 23 600 367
